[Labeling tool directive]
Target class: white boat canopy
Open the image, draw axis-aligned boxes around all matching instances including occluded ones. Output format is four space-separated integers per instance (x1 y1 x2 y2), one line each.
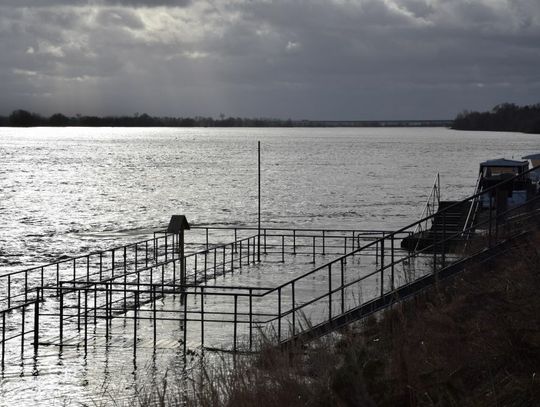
480 158 528 168
522 153 540 160
479 158 529 178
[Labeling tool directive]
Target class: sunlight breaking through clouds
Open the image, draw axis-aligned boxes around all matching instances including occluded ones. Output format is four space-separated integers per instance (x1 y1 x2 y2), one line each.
0 0 539 119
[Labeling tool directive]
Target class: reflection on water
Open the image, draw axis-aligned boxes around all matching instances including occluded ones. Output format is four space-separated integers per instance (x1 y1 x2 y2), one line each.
1 127 538 404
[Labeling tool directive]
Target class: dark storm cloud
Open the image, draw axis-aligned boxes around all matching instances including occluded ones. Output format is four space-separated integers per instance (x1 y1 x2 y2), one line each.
0 0 539 119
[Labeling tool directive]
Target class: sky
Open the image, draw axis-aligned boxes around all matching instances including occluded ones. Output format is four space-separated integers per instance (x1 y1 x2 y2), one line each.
0 0 539 120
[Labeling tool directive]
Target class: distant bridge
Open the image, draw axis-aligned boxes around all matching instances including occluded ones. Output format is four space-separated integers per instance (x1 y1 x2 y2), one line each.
291 119 453 127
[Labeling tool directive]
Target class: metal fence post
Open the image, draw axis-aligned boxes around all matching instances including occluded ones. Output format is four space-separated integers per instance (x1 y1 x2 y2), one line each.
233 295 238 353
34 289 40 354
277 288 282 342
380 238 385 297
328 264 332 320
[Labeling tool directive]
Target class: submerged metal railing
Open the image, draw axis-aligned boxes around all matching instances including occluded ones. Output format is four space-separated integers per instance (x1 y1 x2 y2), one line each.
1 166 539 364
0 227 392 364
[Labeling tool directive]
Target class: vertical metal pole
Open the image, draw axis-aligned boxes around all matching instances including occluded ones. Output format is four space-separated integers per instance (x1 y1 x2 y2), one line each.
231 244 235 273
223 246 226 274
94 289 97 325
293 230 296 255
21 304 26 355
233 295 238 353
84 289 88 353
264 229 267 254
112 249 115 277
153 233 157 260
134 291 138 358
204 252 208 282
249 289 253 350
200 287 204 348
258 140 261 263
124 272 127 312
312 236 316 264
391 234 395 291
183 292 187 358
340 259 345 313
77 289 81 332
205 228 209 251
213 248 217 279
234 228 238 253
180 230 185 294
281 236 284 263
100 252 103 280
253 237 256 264
145 241 148 268
328 264 332 320
59 284 64 346
153 285 157 349
165 234 168 262
56 263 60 295
380 238 385 297
7 275 10 309
1 313 5 368
322 230 326 255
292 282 296 336
173 260 177 288
105 283 109 340
239 241 243 269
344 237 347 264
34 289 40 354
277 288 282 341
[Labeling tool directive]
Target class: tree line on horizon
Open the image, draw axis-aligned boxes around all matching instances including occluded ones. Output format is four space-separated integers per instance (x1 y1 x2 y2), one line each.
0 109 452 128
0 109 297 128
452 102 540 134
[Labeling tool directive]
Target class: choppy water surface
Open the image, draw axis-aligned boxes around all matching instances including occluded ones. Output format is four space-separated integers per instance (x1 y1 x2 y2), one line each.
2 127 538 271
0 127 539 405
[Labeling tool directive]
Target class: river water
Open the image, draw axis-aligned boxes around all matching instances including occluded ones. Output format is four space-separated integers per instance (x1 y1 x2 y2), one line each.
1 126 538 272
0 127 539 405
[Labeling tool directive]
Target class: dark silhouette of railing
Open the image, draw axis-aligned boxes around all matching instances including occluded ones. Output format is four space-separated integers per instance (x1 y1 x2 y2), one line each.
0 226 393 365
2 166 539 365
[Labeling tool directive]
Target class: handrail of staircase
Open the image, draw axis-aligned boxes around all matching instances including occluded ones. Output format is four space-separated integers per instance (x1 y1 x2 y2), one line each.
413 172 440 235
462 171 483 239
411 172 440 253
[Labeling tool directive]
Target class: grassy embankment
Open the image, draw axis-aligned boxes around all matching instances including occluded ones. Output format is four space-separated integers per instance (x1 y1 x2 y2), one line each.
139 228 540 407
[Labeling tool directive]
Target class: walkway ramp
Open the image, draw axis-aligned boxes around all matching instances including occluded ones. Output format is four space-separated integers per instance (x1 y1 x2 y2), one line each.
279 238 512 348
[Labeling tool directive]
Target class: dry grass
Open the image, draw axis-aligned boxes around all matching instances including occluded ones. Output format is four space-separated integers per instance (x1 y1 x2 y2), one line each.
138 229 540 407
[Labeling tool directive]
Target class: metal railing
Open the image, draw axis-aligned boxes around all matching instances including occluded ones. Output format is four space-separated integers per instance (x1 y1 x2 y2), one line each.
412 172 441 251
0 226 394 363
2 166 539 362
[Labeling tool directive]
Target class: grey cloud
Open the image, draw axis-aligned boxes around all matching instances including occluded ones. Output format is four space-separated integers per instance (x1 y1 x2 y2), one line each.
0 0 539 119
95 8 145 29
1 0 191 7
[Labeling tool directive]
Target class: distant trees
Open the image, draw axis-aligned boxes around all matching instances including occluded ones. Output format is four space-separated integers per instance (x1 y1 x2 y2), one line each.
8 109 45 126
49 113 70 126
0 110 297 128
452 103 540 134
